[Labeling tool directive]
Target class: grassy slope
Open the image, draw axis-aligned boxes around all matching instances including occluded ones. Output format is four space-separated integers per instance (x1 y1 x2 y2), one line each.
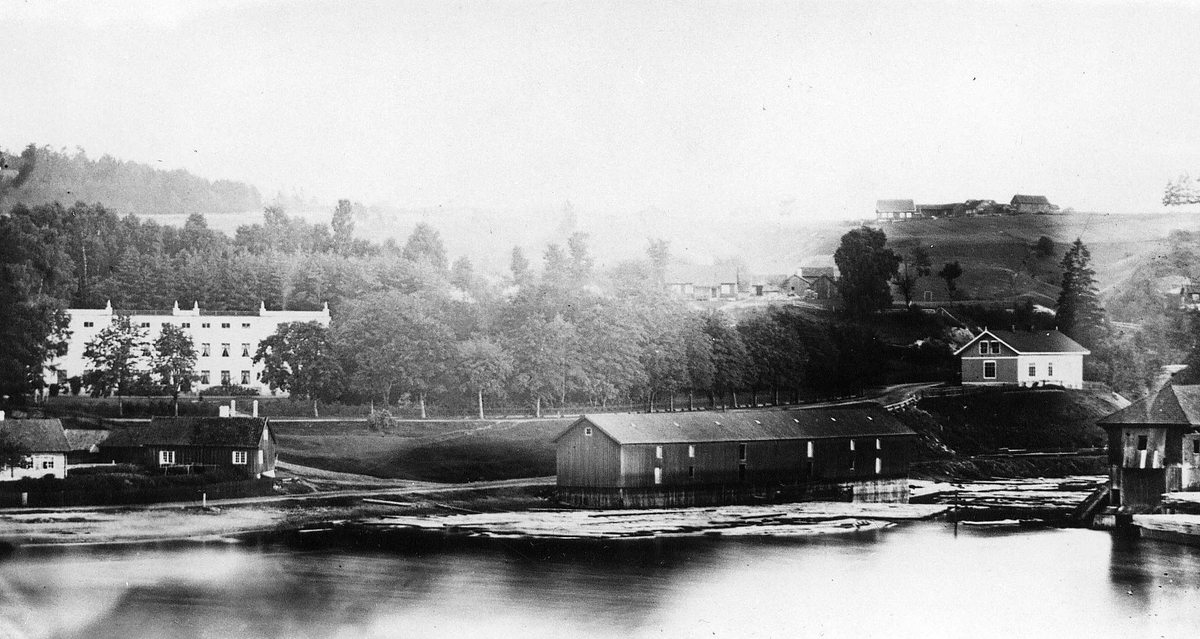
274 419 571 483
908 388 1120 456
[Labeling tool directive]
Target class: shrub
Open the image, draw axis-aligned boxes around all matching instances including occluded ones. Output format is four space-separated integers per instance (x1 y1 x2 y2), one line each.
199 384 260 397
366 408 397 431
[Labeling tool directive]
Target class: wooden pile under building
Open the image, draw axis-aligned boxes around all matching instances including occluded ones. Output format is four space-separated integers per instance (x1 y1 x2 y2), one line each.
554 405 916 508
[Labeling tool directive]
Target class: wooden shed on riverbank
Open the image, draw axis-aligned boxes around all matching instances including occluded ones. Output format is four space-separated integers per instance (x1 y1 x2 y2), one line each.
99 416 277 479
1098 383 1200 513
554 406 916 508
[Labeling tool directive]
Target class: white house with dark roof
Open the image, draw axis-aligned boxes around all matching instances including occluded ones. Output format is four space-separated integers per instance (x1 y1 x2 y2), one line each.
553 406 916 508
954 328 1089 389
0 416 70 480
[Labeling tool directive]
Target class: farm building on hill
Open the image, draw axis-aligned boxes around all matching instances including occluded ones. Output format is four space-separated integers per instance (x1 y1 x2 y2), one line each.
1010 194 1054 214
99 416 277 478
1097 383 1200 513
782 267 839 299
955 328 1089 389
553 406 916 508
876 199 917 221
0 416 69 480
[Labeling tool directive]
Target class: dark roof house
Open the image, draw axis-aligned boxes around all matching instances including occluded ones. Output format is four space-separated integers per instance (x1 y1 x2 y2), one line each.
876 199 917 220
0 419 70 453
1010 195 1053 213
955 328 1089 389
101 416 277 478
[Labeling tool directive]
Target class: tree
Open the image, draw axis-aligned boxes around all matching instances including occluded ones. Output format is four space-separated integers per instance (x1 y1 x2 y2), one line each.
331 199 355 255
703 312 750 408
151 324 197 416
82 316 147 414
509 312 583 416
509 246 532 287
450 256 474 292
647 239 670 285
1164 174 1200 206
1034 236 1055 259
566 232 594 283
1056 238 1107 348
402 222 448 274
457 337 514 419
938 261 963 299
834 227 901 318
255 321 344 417
895 245 933 306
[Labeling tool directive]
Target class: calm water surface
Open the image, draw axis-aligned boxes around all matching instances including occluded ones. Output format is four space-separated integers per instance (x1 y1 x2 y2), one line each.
1 523 1198 639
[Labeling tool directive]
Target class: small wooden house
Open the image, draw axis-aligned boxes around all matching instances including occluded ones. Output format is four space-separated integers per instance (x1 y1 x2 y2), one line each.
100 417 277 478
0 418 69 480
954 328 1089 389
1097 383 1200 513
554 406 916 508
876 199 916 221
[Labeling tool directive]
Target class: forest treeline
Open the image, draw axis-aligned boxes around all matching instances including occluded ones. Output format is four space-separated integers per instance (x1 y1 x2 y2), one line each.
0 200 920 413
0 144 261 216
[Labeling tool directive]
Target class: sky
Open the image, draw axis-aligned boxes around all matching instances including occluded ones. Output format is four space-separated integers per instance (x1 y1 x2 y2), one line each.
4 0 1200 221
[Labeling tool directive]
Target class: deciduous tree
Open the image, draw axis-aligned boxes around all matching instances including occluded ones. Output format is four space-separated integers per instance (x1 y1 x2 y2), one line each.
255 321 343 417
457 337 514 419
834 227 900 318
151 323 197 416
82 315 147 414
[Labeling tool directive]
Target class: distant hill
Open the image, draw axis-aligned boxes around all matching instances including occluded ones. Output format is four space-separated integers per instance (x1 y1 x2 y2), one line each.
0 144 262 216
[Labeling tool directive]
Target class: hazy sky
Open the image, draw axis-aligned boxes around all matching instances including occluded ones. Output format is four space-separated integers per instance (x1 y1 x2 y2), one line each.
5 0 1200 220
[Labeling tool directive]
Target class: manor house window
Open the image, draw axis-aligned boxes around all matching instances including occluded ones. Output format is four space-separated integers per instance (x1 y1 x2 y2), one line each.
221 371 231 385
241 343 250 357
201 343 211 357
241 370 251 385
221 343 230 357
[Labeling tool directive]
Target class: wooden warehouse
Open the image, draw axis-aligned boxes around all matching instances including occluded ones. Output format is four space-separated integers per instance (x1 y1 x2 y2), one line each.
100 416 278 479
1098 383 1200 513
554 406 916 508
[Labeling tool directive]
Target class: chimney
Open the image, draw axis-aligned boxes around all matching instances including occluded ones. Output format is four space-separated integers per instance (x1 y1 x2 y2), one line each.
252 400 259 418
219 405 230 417
230 399 236 415
0 410 5 421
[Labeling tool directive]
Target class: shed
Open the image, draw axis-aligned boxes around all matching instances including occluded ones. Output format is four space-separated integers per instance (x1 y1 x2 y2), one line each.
100 416 277 478
1097 383 1200 513
0 419 69 480
554 406 915 508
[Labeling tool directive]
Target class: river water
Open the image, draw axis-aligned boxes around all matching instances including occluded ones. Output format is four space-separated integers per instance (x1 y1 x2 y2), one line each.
1 522 1197 639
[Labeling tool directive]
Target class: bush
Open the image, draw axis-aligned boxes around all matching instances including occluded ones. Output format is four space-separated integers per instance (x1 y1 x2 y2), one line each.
366 408 397 431
199 384 260 397
68 464 142 476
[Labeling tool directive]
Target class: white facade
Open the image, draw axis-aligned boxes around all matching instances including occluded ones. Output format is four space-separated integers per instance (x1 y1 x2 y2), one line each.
1015 354 1084 389
2 453 66 481
45 301 331 395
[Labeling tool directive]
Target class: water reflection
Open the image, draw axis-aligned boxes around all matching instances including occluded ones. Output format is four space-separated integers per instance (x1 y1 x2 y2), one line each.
1 523 1198 639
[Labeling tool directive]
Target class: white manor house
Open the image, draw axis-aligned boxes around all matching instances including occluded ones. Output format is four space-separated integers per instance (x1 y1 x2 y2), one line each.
44 301 331 395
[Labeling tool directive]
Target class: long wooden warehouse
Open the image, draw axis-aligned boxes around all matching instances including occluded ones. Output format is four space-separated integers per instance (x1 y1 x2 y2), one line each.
554 405 916 508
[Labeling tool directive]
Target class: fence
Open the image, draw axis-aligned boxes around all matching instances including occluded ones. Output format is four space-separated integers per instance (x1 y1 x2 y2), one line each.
0 478 277 508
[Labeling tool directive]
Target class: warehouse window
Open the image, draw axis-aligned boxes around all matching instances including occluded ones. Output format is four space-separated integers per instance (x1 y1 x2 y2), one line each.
655 446 663 459
875 457 882 474
738 443 747 461
654 468 662 485
875 438 881 450
584 427 592 437
688 445 695 458
738 464 746 481
806 441 813 458
850 439 855 451
232 451 248 465
688 466 695 479
849 457 856 471
983 361 997 379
